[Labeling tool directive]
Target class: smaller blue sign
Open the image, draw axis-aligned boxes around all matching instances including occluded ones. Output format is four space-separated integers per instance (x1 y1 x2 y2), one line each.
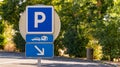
26 44 54 57
26 34 53 42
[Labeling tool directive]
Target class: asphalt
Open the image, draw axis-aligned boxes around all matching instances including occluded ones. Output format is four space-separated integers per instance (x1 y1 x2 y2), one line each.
0 51 118 67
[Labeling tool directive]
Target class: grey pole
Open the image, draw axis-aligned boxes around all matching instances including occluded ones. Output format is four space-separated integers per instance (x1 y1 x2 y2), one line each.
38 58 41 67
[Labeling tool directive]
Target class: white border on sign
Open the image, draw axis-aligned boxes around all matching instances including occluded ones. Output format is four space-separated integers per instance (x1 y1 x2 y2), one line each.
26 6 54 34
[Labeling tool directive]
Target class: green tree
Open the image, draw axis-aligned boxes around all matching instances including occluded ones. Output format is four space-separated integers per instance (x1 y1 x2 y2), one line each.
1 0 26 51
0 1 4 49
93 0 120 60
0 21 4 49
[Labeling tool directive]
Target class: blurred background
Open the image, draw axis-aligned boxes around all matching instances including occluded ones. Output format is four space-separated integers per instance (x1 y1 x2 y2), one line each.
0 0 120 62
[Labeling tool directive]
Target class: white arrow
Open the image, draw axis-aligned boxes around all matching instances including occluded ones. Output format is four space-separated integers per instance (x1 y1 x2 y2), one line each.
34 45 44 55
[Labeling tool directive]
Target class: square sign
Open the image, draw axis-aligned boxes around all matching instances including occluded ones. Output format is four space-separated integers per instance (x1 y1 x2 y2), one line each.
26 6 54 34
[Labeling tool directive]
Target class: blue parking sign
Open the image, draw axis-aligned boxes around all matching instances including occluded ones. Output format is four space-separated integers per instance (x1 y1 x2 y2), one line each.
26 6 54 34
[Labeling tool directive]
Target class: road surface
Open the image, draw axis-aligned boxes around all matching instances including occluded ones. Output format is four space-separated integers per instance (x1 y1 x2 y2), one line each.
0 52 117 67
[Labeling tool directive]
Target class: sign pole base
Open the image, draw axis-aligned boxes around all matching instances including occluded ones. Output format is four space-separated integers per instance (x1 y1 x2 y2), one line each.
38 58 41 67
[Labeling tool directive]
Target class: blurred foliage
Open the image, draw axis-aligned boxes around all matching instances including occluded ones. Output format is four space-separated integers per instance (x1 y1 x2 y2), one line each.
0 0 119 61
2 21 16 51
0 20 4 49
86 39 103 60
93 0 120 60
13 32 25 52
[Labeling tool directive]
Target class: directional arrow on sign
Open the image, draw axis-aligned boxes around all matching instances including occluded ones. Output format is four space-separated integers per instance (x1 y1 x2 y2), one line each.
34 45 44 55
26 44 53 57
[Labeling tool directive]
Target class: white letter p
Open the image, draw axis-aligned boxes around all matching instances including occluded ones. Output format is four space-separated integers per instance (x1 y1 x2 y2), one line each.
34 12 46 28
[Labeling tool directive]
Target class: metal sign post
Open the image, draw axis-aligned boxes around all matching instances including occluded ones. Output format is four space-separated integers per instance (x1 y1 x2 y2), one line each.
38 58 41 67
